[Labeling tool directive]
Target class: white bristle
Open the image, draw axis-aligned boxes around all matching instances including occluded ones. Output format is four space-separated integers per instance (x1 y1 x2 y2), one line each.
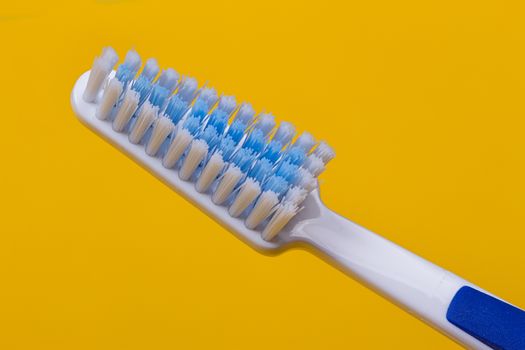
101 47 119 67
273 122 295 145
218 95 237 114
145 115 174 156
245 191 279 230
162 128 193 169
83 47 118 103
212 165 243 205
297 168 317 192
196 152 225 193
179 139 209 181
294 132 316 152
262 202 300 241
235 103 255 124
229 178 261 218
112 89 139 132
254 113 276 136
142 58 159 81
304 154 325 177
199 88 218 106
124 49 141 72
129 102 158 144
158 68 179 92
95 78 122 120
314 141 335 164
285 186 308 205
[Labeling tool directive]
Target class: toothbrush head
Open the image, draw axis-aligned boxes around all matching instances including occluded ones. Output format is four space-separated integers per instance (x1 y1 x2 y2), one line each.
71 47 335 251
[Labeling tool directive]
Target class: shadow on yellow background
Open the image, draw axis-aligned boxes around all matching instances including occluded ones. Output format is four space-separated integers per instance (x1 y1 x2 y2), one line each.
0 1 524 349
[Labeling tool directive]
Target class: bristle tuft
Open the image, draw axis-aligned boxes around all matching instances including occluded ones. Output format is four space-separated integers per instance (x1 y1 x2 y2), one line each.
83 47 118 102
304 154 325 177
196 152 225 193
262 202 299 241
314 141 335 164
245 191 279 230
123 50 141 73
96 78 122 120
212 165 243 205
129 102 158 144
254 113 276 136
112 89 139 132
158 68 179 92
229 178 261 217
146 115 174 156
180 139 209 181
273 122 295 145
294 132 316 152
235 103 255 124
218 95 237 114
162 128 193 168
178 77 198 102
141 58 159 81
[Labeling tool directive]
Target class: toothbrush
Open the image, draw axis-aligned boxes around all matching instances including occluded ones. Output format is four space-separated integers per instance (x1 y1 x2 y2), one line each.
71 48 525 350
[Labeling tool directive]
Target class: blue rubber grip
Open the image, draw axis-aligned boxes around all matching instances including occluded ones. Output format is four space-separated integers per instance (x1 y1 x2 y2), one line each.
446 286 525 349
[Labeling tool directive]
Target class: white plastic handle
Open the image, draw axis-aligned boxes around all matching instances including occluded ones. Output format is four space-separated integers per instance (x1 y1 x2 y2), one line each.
290 205 492 349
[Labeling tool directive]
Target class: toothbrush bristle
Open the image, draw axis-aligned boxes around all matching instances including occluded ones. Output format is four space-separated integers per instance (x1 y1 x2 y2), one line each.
96 78 123 121
218 95 237 115
254 113 276 136
83 47 119 102
177 77 198 102
123 50 142 73
313 141 336 164
235 103 255 124
273 122 295 145
141 58 159 81
158 68 179 92
294 132 316 152
226 120 247 144
83 48 336 241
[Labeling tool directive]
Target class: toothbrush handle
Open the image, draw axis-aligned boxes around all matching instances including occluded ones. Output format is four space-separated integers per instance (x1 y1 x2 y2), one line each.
292 207 525 349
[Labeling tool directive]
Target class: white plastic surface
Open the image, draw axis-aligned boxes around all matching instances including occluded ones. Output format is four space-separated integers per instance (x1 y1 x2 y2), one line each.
72 71 491 349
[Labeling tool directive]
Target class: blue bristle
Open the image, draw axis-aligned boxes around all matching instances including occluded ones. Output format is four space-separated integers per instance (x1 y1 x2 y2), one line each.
200 125 220 149
244 129 265 153
218 136 236 160
249 158 272 183
235 103 255 124
231 148 255 173
148 85 170 108
282 146 306 166
158 68 179 92
164 96 188 125
207 109 229 134
141 58 159 82
123 50 141 73
192 99 209 120
115 66 135 85
131 76 152 104
199 88 218 107
217 95 236 115
226 120 246 144
275 161 298 184
261 140 283 163
273 122 295 145
254 113 275 136
183 116 201 136
263 175 289 197
177 78 198 102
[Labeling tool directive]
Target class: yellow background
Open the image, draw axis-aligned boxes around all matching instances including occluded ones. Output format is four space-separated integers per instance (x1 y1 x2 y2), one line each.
1 0 524 349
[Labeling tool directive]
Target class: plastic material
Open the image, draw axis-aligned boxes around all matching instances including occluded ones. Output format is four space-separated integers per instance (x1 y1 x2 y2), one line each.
447 286 525 349
72 70 525 349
